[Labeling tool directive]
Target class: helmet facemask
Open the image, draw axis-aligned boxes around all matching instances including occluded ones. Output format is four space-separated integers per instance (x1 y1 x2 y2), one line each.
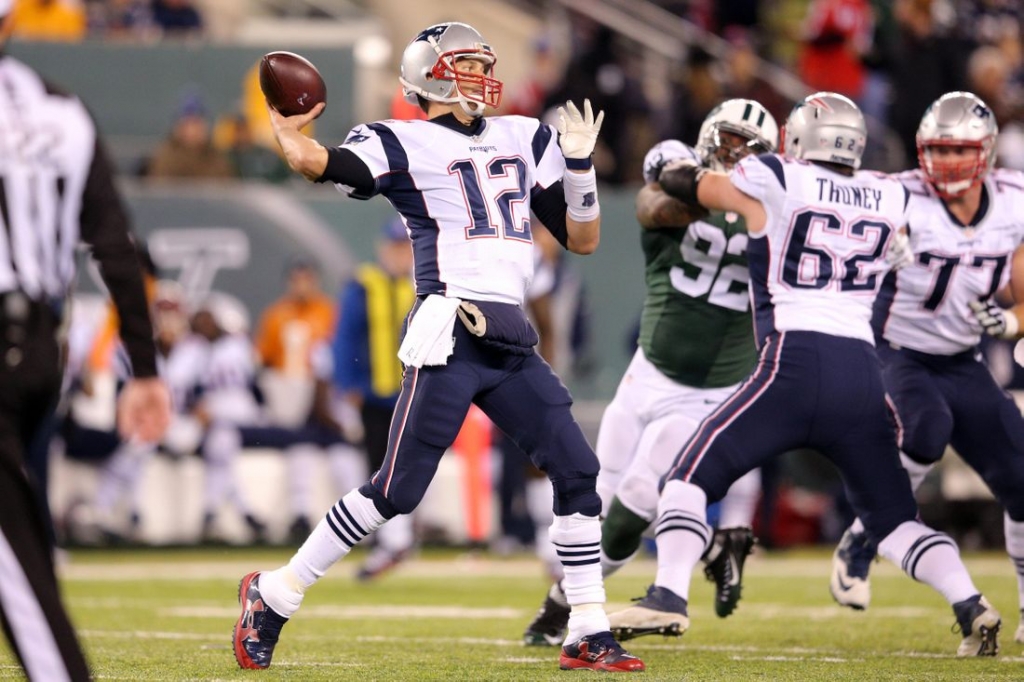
430 49 502 116
704 124 774 172
918 141 993 199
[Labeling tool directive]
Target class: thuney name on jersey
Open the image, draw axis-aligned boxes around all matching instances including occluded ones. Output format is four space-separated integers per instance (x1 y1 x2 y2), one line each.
639 210 756 388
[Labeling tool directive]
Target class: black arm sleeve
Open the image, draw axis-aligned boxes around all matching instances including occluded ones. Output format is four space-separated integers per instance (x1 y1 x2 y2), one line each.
315 147 376 198
78 136 158 378
659 164 705 206
530 181 569 249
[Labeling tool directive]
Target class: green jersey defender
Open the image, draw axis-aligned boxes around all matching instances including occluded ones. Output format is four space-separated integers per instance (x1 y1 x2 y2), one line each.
525 99 779 647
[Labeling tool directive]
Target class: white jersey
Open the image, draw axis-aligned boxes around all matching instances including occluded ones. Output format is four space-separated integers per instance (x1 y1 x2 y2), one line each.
732 154 908 344
159 334 208 413
876 169 1024 354
202 333 260 425
336 115 567 305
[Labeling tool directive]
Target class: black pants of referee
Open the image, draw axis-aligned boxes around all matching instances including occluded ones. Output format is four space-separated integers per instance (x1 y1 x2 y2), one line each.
0 301 90 681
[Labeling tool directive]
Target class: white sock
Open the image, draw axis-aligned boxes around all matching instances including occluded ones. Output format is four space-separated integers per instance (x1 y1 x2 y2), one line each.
1003 513 1024 610
297 489 386 579
899 452 933 495
550 513 608 642
653 480 711 602
327 443 368 494
878 520 978 604
286 444 321 520
717 468 760 528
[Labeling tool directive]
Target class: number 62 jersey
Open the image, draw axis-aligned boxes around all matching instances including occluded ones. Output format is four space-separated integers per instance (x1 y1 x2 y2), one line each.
731 154 909 346
873 168 1024 354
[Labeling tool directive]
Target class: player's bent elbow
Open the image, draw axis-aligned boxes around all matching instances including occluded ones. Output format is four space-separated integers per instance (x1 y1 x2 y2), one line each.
568 234 599 255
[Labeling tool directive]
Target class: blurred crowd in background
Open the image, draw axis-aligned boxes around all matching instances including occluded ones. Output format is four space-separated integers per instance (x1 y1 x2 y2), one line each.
9 0 1023 561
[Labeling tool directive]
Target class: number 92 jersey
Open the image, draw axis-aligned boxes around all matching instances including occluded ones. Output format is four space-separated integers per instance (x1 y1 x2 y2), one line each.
874 169 1024 354
335 116 567 306
732 154 909 346
639 145 756 389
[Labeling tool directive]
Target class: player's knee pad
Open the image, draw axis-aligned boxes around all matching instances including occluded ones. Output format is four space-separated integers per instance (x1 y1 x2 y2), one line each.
550 476 601 517
899 412 951 465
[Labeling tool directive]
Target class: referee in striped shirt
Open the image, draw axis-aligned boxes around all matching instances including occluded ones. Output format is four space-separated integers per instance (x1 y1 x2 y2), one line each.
0 3 171 679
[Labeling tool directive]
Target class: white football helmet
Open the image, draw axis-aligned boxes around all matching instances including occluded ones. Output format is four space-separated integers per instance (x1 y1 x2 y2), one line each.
916 91 998 198
399 22 502 118
783 92 866 170
696 98 779 172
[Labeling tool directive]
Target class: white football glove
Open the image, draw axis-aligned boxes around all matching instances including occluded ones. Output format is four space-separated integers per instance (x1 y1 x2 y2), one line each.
884 230 914 270
557 99 604 160
968 299 1019 338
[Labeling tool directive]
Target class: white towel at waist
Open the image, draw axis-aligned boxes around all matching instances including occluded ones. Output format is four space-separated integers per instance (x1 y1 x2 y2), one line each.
397 295 461 367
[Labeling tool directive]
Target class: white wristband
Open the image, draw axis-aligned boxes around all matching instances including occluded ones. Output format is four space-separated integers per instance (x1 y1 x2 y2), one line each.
563 167 600 222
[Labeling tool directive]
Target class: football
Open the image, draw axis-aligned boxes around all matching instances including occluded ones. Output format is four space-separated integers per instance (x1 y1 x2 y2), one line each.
259 51 327 117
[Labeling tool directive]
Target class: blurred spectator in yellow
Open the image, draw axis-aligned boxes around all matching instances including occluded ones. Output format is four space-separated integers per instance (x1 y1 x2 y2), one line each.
216 113 291 183
146 92 234 179
11 0 85 41
151 0 201 37
797 0 874 102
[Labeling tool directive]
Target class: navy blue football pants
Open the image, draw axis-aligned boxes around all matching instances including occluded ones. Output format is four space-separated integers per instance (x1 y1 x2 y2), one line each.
878 342 1024 521
665 331 918 542
360 320 600 518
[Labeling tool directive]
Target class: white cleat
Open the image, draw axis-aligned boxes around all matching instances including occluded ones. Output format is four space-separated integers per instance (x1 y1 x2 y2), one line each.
608 585 689 641
829 528 874 610
954 595 1001 657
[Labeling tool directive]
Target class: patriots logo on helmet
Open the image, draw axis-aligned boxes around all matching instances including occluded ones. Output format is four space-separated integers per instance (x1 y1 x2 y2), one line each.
415 24 449 44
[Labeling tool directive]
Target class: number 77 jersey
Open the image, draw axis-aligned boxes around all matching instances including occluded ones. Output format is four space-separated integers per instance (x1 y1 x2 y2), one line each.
873 168 1024 354
731 153 910 347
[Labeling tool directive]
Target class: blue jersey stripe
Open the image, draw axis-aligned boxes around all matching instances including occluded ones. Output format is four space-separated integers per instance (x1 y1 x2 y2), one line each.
747 235 775 347
531 123 553 168
757 154 786 190
870 269 898 342
366 123 443 295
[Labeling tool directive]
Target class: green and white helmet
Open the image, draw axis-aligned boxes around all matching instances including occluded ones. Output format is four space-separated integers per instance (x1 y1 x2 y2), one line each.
696 98 779 172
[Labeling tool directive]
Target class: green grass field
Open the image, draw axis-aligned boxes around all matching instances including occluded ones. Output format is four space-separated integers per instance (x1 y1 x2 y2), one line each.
2 547 1020 680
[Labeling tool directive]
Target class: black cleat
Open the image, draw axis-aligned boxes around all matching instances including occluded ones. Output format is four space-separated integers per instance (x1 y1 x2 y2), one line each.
703 526 755 618
523 583 570 646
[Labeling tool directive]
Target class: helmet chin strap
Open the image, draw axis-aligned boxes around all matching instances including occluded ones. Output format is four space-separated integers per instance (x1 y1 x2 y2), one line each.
458 95 485 118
